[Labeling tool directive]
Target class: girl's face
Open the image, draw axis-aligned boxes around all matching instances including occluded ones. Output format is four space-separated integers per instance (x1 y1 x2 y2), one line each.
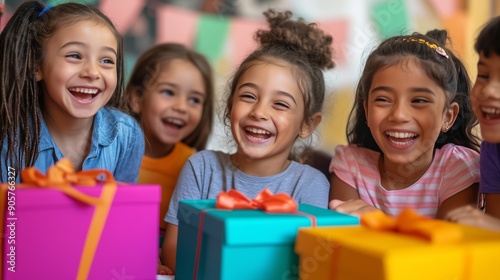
131 59 206 157
38 20 117 121
471 52 500 143
365 59 457 169
230 60 314 165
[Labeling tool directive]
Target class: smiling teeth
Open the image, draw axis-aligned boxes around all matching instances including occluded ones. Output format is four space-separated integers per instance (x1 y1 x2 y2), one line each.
386 131 417 138
246 127 270 135
167 118 185 126
69 87 98 94
482 107 500 115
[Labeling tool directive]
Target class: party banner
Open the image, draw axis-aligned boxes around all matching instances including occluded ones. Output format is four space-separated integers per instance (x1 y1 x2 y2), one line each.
195 13 231 64
371 0 409 38
156 5 199 46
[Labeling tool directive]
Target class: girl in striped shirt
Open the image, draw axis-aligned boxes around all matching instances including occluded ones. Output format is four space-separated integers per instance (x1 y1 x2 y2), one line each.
329 29 481 219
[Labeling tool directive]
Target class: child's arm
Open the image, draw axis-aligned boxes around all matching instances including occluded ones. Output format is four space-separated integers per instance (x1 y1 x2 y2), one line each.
446 204 500 232
485 194 500 218
160 222 178 273
329 173 378 216
436 183 479 219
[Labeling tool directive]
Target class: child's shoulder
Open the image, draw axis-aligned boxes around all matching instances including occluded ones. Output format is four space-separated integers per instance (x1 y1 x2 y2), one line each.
94 107 143 145
333 144 379 161
188 149 229 163
97 107 140 129
437 143 480 159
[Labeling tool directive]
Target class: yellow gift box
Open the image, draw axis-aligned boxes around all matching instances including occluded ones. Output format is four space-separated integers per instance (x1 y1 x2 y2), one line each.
295 224 500 280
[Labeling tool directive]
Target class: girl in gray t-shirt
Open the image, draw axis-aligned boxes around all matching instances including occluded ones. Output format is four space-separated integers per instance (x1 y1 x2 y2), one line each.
159 9 335 273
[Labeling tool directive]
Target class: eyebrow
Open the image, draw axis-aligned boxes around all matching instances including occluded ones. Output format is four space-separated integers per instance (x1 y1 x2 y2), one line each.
371 86 436 96
238 82 297 105
61 41 117 56
158 82 206 97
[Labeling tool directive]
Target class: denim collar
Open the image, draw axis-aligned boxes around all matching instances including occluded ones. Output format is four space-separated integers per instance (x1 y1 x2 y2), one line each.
38 107 118 155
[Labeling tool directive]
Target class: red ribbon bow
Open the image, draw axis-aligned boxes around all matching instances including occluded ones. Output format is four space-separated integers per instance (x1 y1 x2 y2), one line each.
215 188 298 213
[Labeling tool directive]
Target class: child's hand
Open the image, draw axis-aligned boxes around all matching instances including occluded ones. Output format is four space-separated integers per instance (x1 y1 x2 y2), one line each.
445 205 500 232
329 199 379 217
158 258 174 275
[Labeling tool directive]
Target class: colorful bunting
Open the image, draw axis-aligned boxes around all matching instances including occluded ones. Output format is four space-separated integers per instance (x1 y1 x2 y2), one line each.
228 17 266 66
318 19 350 66
371 0 410 39
195 13 230 64
156 5 198 46
99 0 146 34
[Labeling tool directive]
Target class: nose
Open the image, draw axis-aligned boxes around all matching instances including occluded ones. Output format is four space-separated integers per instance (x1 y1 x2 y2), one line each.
387 102 410 122
80 61 100 80
250 101 268 120
172 96 187 113
481 80 500 100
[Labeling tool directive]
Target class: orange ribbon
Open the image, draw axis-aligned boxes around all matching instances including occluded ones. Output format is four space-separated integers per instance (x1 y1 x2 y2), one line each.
216 188 298 213
21 158 117 280
361 208 463 244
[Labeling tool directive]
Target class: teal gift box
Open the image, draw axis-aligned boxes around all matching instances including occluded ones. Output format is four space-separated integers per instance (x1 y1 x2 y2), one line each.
175 199 359 280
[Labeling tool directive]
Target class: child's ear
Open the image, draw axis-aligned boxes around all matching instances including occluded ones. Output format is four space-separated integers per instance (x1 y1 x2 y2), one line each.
442 101 459 132
299 112 322 139
129 90 143 114
36 67 42 81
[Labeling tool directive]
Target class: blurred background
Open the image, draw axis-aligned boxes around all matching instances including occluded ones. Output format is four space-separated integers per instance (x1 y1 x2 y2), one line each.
1 0 499 154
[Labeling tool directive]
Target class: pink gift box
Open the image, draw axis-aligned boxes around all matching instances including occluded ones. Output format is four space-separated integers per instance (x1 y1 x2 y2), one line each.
1 183 160 280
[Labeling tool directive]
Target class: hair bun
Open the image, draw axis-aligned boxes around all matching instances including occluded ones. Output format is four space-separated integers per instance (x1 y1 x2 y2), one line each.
255 9 335 70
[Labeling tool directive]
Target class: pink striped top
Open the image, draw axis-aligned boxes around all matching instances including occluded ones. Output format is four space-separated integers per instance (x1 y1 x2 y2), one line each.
329 144 479 218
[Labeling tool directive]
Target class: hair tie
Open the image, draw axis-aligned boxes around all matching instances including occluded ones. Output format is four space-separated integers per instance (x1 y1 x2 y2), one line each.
402 37 449 59
38 5 53 18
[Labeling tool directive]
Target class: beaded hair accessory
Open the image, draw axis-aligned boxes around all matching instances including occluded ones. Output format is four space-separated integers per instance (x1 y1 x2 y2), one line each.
402 37 449 59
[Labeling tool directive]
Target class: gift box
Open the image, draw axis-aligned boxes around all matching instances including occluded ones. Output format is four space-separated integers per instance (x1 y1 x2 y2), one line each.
0 163 161 280
295 224 500 280
175 199 359 280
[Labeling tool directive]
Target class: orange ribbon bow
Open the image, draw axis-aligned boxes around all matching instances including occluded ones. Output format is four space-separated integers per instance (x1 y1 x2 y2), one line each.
216 188 298 213
21 158 117 280
361 208 463 244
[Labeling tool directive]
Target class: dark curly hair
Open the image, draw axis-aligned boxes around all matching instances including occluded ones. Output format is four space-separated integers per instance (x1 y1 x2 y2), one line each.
223 9 334 150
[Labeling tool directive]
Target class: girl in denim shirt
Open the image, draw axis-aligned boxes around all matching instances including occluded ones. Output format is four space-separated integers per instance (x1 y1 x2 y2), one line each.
0 1 144 183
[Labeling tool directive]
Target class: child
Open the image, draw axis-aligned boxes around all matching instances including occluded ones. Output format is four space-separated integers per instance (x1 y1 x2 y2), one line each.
125 43 214 244
329 29 481 219
0 1 144 182
446 16 500 232
159 9 335 272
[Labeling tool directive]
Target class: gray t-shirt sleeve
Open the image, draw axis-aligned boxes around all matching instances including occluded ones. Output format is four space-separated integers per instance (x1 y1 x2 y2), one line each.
164 152 204 226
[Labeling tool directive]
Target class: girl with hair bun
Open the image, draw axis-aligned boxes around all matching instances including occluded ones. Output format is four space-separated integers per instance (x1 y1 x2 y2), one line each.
159 9 335 273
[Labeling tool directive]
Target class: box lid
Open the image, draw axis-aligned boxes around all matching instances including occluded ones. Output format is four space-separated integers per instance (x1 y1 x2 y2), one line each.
11 184 161 209
178 199 359 246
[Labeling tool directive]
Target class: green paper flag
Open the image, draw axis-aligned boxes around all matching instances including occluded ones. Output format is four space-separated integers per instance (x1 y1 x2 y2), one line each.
195 13 230 64
371 0 409 39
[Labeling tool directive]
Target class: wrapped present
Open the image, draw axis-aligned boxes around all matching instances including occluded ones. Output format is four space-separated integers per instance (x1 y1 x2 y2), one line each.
294 209 500 280
175 189 359 280
0 159 160 280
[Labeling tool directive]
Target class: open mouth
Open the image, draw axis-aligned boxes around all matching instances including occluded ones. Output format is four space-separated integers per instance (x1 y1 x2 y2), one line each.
482 107 500 120
245 127 272 140
385 131 418 145
162 117 186 129
68 87 100 102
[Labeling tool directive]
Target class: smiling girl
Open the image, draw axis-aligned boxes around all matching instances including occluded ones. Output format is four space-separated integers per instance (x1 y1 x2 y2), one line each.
0 1 144 182
159 9 335 272
125 43 214 249
329 30 481 219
